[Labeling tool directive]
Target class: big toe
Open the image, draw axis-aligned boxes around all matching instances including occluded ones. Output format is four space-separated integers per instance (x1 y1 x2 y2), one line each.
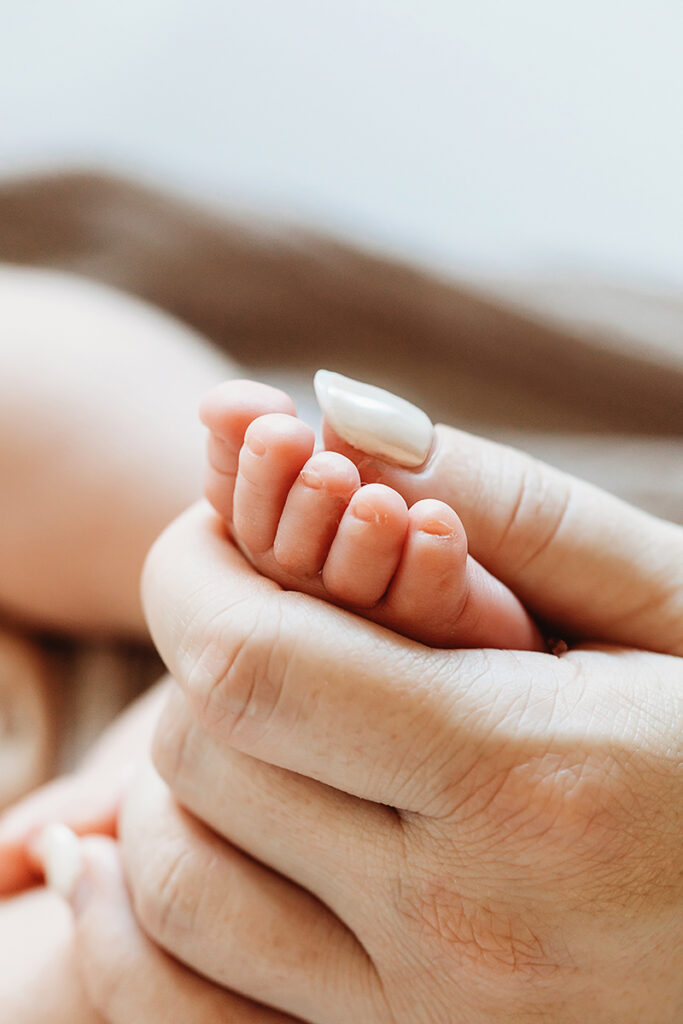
201 379 297 523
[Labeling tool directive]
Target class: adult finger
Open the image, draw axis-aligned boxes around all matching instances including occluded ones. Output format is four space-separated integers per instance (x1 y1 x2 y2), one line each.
320 392 682 654
0 774 117 896
119 767 383 1024
153 684 401 933
68 836 300 1024
142 502 542 811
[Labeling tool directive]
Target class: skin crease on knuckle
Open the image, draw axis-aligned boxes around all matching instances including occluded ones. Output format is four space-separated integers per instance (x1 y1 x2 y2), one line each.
151 692 196 794
133 835 205 949
181 592 291 748
468 737 676 910
480 450 572 578
150 712 189 798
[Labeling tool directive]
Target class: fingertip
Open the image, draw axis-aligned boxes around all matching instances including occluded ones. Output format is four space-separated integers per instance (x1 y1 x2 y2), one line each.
409 498 464 539
36 823 84 903
244 410 315 449
351 483 409 522
301 449 362 495
321 419 364 460
321 420 385 479
322 417 438 487
43 831 124 926
314 370 433 466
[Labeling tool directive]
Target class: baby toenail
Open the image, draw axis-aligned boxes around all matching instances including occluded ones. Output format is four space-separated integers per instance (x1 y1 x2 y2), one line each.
352 499 386 524
420 517 454 537
300 467 323 489
245 435 267 457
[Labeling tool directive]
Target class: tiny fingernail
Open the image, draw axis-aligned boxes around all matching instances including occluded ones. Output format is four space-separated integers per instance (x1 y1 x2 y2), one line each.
419 517 455 537
37 823 83 901
300 467 323 489
351 499 386 524
245 434 267 457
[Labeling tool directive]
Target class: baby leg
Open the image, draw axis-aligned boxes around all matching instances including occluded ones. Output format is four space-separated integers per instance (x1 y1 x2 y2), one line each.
0 265 237 636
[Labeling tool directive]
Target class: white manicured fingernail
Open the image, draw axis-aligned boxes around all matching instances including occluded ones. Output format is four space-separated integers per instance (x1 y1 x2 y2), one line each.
314 370 434 468
37 823 83 899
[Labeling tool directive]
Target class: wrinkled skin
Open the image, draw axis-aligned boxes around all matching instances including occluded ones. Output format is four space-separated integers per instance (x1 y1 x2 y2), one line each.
4 416 683 1022
87 431 682 1024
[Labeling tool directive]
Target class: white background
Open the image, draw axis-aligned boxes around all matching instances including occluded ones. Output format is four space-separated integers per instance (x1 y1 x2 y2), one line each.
1 0 682 285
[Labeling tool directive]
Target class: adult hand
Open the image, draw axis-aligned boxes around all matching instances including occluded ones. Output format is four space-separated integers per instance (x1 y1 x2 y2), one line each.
73 425 683 1022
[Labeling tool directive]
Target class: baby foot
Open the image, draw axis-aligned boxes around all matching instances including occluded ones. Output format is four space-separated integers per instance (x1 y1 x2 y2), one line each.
200 380 545 651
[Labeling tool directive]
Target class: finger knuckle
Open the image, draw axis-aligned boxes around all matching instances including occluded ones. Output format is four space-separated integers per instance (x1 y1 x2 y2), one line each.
151 700 195 790
140 522 176 618
495 456 573 573
133 840 199 946
544 751 682 908
446 737 677 911
182 596 290 744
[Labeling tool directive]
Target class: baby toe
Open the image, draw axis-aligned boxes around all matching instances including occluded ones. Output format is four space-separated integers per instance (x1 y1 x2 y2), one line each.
322 484 409 607
232 413 315 554
202 379 297 523
273 451 360 576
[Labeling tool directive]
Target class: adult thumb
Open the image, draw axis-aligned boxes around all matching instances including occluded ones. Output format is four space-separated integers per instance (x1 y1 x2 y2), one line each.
317 372 682 654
